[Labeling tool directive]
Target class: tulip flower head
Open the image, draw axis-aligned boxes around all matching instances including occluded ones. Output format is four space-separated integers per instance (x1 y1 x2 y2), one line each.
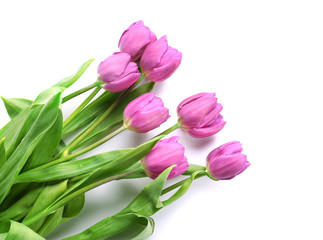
206 141 250 180
98 52 140 92
140 36 182 82
141 136 189 179
119 21 157 61
123 93 170 133
177 93 226 138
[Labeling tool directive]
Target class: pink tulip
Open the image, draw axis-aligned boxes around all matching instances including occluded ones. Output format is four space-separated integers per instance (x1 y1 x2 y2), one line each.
98 52 140 92
119 21 156 61
123 93 169 133
177 93 226 138
140 36 182 82
141 136 189 179
206 141 250 180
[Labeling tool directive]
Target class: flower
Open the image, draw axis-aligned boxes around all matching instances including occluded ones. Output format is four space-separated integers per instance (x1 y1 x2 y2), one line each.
141 136 189 179
98 52 140 92
140 36 182 82
123 93 169 133
177 92 226 138
118 21 156 61
206 141 250 180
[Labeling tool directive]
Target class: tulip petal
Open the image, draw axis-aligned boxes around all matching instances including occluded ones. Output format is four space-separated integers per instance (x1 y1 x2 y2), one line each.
119 21 156 61
187 118 226 138
178 97 217 127
140 36 168 72
104 72 140 92
123 93 155 120
146 51 182 82
177 92 215 114
98 53 131 83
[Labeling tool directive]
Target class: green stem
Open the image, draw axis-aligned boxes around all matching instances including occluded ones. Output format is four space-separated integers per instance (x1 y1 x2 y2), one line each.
154 123 180 139
63 86 101 128
161 172 206 196
25 125 127 173
65 75 144 152
62 81 100 103
23 169 142 226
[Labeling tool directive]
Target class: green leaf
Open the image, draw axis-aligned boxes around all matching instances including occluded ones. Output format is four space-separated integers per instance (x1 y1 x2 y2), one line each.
22 111 63 171
0 184 44 222
0 138 5 169
1 98 33 119
62 213 154 240
37 207 64 237
16 149 130 183
53 58 94 89
0 183 35 212
0 221 45 240
63 168 203 240
0 91 62 204
42 134 165 221
0 107 39 159
61 193 85 224
120 166 174 216
75 134 165 193
62 167 174 240
23 181 68 232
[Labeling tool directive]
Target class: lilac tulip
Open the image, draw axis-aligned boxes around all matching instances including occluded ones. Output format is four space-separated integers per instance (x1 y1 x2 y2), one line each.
177 93 226 138
119 21 156 61
206 141 250 180
123 93 169 133
98 52 140 92
140 36 182 82
141 136 189 179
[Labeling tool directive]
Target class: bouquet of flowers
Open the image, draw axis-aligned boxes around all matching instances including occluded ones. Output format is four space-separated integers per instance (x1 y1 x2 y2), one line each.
0 21 250 239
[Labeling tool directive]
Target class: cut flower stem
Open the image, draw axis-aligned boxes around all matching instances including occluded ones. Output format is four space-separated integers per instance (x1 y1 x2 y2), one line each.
62 81 100 103
63 86 101 128
60 75 145 156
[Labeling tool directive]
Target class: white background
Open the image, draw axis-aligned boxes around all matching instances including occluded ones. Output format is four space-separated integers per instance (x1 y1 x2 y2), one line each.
1 1 323 239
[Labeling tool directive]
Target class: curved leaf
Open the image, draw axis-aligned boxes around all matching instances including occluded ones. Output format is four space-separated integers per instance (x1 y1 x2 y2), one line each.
23 181 68 232
63 213 154 240
60 193 85 224
1 98 33 119
0 184 44 222
0 92 62 204
37 207 64 237
0 221 45 240
16 149 130 183
53 58 94 89
0 138 5 169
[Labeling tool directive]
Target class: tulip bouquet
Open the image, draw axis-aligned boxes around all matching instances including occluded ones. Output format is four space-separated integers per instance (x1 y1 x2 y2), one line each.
0 21 250 240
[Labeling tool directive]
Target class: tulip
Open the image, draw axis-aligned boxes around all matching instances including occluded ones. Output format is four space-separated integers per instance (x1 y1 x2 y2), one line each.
141 136 189 179
123 93 169 133
98 52 140 92
118 21 156 61
140 36 182 82
177 93 226 138
206 141 250 180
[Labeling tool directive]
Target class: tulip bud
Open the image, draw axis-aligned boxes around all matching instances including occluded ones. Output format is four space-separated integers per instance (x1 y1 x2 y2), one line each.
118 21 157 61
177 93 226 138
140 36 182 82
123 93 170 133
206 141 250 180
98 52 140 92
141 136 189 179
